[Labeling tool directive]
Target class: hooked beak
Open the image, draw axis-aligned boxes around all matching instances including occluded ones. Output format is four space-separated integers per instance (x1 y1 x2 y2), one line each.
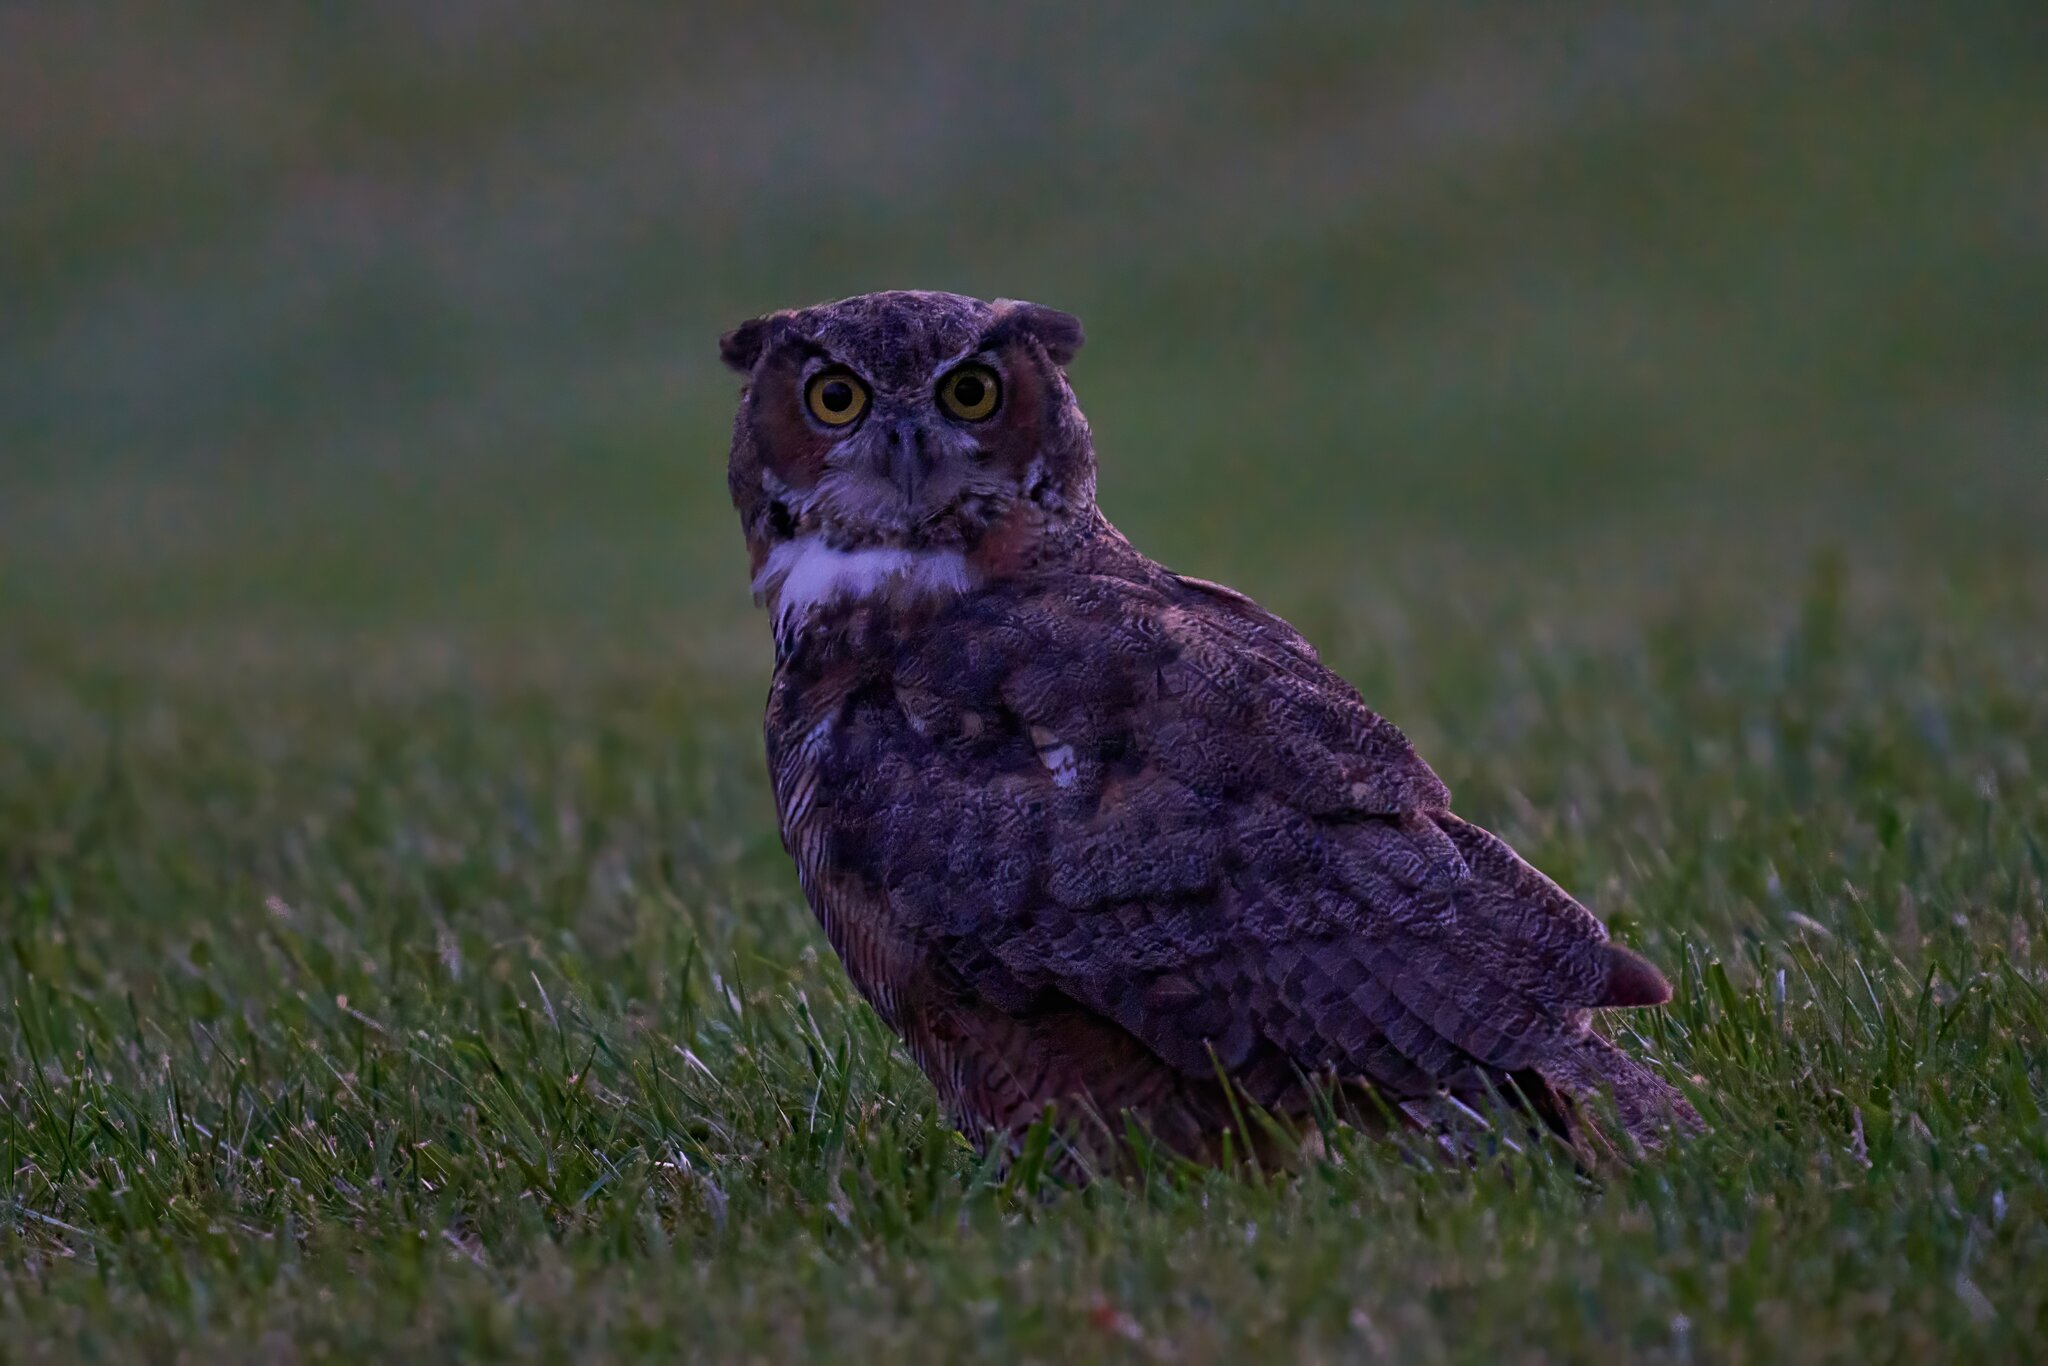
878 417 931 505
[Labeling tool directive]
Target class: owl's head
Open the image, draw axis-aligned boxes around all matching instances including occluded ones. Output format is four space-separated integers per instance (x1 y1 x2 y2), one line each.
720 291 1091 628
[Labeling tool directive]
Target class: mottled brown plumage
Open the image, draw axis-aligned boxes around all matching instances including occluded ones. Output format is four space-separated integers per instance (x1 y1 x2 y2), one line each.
721 290 1701 1171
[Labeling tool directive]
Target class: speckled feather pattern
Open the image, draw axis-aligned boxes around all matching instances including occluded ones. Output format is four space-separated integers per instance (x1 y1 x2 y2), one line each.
724 291 1699 1167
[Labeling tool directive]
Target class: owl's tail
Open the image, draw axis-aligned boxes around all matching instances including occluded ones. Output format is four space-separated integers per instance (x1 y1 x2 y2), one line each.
1527 1030 1706 1158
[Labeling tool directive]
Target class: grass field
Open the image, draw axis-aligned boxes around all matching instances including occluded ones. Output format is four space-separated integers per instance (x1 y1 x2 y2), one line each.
5 4 2047 1360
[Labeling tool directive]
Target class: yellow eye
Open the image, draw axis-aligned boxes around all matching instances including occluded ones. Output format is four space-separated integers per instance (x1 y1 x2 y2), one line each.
805 371 868 426
939 364 1000 421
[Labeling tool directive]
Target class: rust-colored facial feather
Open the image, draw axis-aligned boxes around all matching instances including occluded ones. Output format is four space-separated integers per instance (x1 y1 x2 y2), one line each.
743 344 843 488
963 336 1055 486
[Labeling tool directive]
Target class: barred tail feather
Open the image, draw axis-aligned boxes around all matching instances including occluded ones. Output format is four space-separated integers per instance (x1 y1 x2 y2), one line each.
1536 1031 1705 1156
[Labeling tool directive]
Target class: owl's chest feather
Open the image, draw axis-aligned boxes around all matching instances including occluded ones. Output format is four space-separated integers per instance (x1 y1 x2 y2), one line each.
768 579 1156 800
768 628 1053 832
765 584 1132 893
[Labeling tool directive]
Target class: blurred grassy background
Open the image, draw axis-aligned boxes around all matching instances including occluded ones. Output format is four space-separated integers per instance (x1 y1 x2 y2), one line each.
4 1 2043 648
5 4 2048 1359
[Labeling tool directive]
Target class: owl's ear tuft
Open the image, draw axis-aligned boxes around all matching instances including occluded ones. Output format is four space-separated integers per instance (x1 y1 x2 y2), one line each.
992 301 1084 367
719 317 774 373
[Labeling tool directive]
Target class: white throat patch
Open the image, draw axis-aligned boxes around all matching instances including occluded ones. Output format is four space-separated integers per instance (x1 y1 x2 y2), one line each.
754 536 978 634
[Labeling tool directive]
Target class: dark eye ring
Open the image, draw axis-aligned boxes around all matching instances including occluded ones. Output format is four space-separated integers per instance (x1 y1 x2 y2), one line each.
805 371 868 426
939 364 1000 421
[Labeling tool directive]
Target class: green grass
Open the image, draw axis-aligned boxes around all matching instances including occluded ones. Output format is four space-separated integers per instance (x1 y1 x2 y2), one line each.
5 4 2048 1360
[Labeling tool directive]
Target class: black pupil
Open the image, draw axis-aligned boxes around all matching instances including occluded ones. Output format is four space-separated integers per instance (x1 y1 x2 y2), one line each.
954 374 986 407
819 380 854 413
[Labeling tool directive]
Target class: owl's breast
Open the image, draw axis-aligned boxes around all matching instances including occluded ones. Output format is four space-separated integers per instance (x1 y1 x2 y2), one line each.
769 600 1047 847
765 582 1163 956
770 579 1171 814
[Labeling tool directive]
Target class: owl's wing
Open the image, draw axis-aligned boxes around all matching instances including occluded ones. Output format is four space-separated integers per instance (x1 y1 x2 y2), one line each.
778 566 1678 1124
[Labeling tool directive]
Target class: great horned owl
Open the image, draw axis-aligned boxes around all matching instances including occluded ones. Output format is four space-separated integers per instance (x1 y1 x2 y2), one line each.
721 290 1700 1169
